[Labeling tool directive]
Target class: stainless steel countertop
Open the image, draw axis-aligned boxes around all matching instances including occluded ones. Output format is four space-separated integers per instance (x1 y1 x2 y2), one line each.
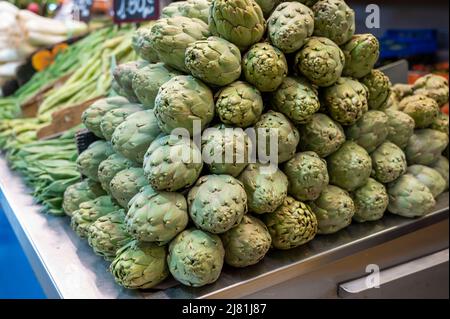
1 155 448 299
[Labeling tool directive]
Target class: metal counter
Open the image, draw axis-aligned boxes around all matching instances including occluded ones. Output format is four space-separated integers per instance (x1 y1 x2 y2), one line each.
1 155 449 299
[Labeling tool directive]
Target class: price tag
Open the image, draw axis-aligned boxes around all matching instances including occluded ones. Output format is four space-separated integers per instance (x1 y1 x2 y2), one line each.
113 0 160 23
73 0 93 22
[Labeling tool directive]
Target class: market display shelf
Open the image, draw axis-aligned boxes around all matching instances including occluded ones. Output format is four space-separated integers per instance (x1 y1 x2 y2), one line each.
0 155 448 299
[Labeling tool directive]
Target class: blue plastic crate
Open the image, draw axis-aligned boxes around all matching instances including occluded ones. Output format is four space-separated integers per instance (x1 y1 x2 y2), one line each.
380 29 438 59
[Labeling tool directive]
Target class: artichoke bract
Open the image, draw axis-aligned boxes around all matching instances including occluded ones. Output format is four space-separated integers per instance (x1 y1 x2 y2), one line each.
430 112 449 135
284 152 329 201
131 63 180 109
312 0 355 45
188 175 248 234
371 142 407 184
100 104 143 141
271 76 320 124
201 124 252 177
62 180 105 216
296 0 320 6
113 61 148 102
255 0 281 17
309 185 355 234
407 165 446 198
267 2 314 54
149 16 210 72
132 22 159 63
255 111 300 163
111 110 162 164
352 178 388 223
345 110 389 153
322 77 369 126
154 75 214 136
430 156 449 190
110 240 169 289
209 0 266 51
76 141 115 182
215 81 264 128
126 186 188 245
298 113 346 158
109 168 148 208
168 229 224 287
185 36 241 87
98 153 137 194
87 209 132 261
162 0 211 23
242 42 288 92
360 70 392 110
221 215 271 267
405 129 449 166
262 196 318 250
295 37 345 87
238 163 288 214
327 141 372 191
392 83 413 102
387 174 436 218
385 109 415 149
413 74 449 106
143 135 203 191
342 34 380 79
399 95 439 129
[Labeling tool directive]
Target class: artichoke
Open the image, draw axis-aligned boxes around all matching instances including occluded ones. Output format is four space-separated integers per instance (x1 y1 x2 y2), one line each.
242 42 288 92
168 229 224 287
430 112 449 135
110 240 169 289
385 109 415 149
352 178 388 223
87 209 132 261
154 75 214 135
309 185 355 234
215 81 264 128
267 2 314 54
161 0 211 23
149 16 210 72
413 74 449 106
360 70 392 110
387 174 436 218
221 215 271 267
132 22 159 63
327 141 372 191
97 153 137 194
111 110 162 164
322 77 369 126
255 0 281 17
109 168 148 208
143 135 203 191
399 95 439 128
295 37 345 87
405 129 449 165
407 165 446 198
209 0 266 50
371 142 407 184
430 156 449 190
62 180 105 217
255 111 300 163
126 186 188 245
385 93 399 110
345 110 389 153
342 34 380 79
76 141 115 182
298 113 346 158
100 104 143 141
238 163 288 214
271 76 320 124
284 152 329 201
113 61 148 102
392 83 413 102
262 196 318 250
188 175 248 234
185 36 241 87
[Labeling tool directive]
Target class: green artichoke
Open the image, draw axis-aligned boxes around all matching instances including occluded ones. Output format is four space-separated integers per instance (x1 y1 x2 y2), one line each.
392 83 413 101
76 141 115 182
132 22 159 63
271 76 320 124
113 61 148 102
430 156 449 190
215 81 264 128
309 185 355 234
384 109 415 149
62 179 105 217
371 142 407 184
238 163 288 214
413 74 449 106
385 93 399 110
98 153 137 194
284 152 329 201
100 104 143 141
295 37 345 87
185 36 241 87
143 135 203 191
298 113 346 158
262 196 318 249
405 129 449 165
242 42 288 92
399 95 439 128
341 34 380 79
109 168 148 208
360 70 392 110
352 178 388 223
209 0 266 50
154 75 214 135
387 174 436 218
327 141 372 191
221 215 271 267
168 229 224 287
255 0 281 17
407 165 446 198
162 0 211 23
110 240 169 289
430 112 449 135
126 186 188 245
267 2 314 53
188 175 247 234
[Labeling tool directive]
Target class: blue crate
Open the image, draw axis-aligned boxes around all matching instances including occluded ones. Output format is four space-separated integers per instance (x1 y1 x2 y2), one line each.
380 29 438 59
